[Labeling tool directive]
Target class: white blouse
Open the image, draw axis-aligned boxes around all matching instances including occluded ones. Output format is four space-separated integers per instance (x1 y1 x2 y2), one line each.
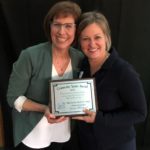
15 60 73 148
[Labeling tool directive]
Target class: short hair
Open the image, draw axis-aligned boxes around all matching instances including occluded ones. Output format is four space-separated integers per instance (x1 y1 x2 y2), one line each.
44 1 81 41
77 11 112 51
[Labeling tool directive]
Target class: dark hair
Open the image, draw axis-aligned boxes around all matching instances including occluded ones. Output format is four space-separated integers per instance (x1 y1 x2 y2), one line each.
77 11 111 51
44 1 81 41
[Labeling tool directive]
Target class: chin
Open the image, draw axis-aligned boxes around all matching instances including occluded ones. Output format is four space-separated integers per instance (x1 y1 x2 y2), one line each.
57 44 70 50
89 55 99 59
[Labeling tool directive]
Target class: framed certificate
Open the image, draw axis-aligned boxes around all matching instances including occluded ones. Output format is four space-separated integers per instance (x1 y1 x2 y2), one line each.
49 78 97 116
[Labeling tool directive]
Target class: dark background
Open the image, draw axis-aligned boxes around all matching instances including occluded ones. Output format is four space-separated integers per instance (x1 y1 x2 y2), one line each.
0 0 150 149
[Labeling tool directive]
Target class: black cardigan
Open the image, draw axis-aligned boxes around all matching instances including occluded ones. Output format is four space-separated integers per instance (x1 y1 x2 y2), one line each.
78 47 147 150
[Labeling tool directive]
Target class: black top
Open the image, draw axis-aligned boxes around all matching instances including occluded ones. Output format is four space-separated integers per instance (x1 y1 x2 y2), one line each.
77 47 147 150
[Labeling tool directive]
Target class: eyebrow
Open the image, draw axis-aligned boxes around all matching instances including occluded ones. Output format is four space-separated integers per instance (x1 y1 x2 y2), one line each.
81 33 102 38
52 22 75 24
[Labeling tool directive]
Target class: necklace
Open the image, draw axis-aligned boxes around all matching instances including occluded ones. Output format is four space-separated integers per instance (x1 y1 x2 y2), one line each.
53 56 70 76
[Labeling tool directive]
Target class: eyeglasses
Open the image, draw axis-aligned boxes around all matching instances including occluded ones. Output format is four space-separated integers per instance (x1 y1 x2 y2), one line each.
51 23 76 31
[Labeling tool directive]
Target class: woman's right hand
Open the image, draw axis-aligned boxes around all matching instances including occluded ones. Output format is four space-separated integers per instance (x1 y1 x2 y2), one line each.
22 99 68 123
44 106 68 124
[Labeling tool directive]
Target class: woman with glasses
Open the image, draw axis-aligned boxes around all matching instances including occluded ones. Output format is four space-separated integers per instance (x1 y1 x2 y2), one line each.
7 1 83 150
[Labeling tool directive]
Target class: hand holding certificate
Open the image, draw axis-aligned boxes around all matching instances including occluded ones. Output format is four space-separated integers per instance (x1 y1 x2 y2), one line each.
49 78 97 116
72 108 96 123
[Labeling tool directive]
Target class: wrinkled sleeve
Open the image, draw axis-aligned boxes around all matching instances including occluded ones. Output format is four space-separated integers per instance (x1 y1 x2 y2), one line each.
7 50 33 107
94 67 147 128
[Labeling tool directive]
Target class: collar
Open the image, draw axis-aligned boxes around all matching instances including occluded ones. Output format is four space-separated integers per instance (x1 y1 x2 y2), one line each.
100 47 119 70
81 47 119 77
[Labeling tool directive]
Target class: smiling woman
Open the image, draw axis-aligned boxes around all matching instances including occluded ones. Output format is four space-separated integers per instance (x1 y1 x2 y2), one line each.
73 11 147 150
6 1 83 150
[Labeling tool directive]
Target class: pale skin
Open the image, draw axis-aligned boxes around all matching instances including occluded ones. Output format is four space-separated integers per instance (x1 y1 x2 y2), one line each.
21 15 76 124
22 99 67 123
72 108 96 123
51 15 76 76
73 23 109 123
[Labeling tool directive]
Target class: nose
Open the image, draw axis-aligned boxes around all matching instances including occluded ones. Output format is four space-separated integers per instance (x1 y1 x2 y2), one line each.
89 39 96 48
58 25 65 34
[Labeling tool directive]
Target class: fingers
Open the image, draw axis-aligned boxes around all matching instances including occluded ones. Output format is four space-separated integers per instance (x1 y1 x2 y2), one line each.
47 116 67 124
47 115 69 124
44 107 68 124
83 108 94 116
72 109 96 123
72 116 85 121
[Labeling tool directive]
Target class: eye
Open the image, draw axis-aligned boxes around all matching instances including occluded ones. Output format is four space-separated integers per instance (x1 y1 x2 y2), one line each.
95 36 102 40
52 23 60 28
65 24 74 29
81 37 89 41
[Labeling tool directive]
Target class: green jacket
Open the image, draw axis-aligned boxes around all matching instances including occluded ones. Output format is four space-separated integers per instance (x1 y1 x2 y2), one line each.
7 42 84 146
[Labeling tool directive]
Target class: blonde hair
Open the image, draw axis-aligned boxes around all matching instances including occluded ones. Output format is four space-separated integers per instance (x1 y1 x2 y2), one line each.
77 11 111 51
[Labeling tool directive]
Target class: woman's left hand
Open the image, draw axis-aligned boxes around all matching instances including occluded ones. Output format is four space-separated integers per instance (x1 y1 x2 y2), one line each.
72 109 96 123
44 106 68 124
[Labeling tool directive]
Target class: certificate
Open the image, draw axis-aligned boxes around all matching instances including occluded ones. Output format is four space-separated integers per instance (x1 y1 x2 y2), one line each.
49 78 97 116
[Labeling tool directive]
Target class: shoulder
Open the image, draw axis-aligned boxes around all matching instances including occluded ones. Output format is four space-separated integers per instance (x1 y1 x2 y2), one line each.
109 48 138 75
18 42 51 63
14 42 51 69
115 57 138 74
106 48 139 82
22 42 50 55
111 56 140 84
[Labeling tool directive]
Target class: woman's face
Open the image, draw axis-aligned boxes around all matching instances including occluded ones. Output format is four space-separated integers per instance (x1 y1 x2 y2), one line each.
51 15 76 51
80 23 107 60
